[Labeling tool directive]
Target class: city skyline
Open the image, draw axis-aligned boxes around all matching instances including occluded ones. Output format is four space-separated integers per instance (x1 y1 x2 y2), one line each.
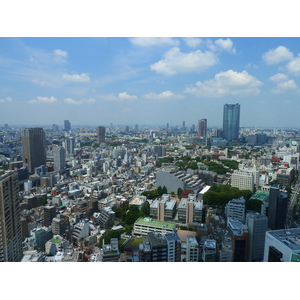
1 37 300 128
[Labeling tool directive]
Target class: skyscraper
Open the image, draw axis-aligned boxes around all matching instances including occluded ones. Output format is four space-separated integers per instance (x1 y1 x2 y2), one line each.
0 171 23 262
197 119 207 137
97 126 105 144
53 146 66 172
223 103 240 141
21 127 46 173
268 184 288 230
64 120 71 132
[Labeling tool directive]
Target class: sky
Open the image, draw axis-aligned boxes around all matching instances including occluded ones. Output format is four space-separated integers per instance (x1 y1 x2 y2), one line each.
1 37 300 128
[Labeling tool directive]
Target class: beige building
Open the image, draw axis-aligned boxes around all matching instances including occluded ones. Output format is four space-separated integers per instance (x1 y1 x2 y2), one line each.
0 171 23 262
231 170 254 192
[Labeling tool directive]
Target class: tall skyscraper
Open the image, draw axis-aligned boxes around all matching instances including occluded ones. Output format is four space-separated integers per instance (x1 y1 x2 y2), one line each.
197 119 207 137
223 103 240 141
21 127 46 173
268 184 288 230
64 120 71 132
0 171 23 262
182 121 186 131
53 146 66 172
97 126 105 143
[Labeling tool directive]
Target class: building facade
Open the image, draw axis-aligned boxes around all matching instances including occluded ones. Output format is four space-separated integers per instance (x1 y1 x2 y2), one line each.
97 126 106 144
0 171 23 262
223 103 240 141
21 127 46 173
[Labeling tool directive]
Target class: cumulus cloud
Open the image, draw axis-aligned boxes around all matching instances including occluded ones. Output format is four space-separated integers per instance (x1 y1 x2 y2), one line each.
262 46 294 65
53 49 68 63
150 47 218 75
62 73 91 82
183 38 202 48
118 92 137 101
286 55 300 75
269 73 299 94
129 37 180 47
0 97 12 103
64 98 96 105
28 96 57 104
143 90 185 100
206 38 236 54
185 70 262 97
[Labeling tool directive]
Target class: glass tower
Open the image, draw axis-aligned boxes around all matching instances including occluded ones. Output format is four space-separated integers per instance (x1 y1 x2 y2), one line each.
223 103 240 141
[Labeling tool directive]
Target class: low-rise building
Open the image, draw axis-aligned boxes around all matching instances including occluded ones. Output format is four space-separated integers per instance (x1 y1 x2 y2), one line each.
133 217 176 236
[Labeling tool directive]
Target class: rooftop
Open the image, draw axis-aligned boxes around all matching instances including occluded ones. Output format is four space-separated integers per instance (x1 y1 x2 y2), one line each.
135 217 176 230
267 228 300 251
250 190 269 201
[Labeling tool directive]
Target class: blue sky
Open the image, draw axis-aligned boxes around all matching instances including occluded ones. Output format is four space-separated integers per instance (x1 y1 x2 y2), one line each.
1 37 300 128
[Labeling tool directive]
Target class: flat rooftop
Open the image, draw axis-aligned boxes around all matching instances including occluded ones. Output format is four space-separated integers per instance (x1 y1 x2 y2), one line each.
267 228 300 251
135 217 176 230
250 190 269 201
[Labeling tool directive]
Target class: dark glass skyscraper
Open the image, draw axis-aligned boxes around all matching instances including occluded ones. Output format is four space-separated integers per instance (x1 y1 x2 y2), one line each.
21 127 46 173
223 103 240 141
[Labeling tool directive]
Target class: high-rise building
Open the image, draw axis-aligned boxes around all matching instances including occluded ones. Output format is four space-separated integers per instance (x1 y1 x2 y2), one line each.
223 103 240 141
52 124 59 132
198 119 207 137
21 127 46 173
53 146 66 172
97 126 106 144
43 206 57 227
268 184 288 230
0 171 23 262
225 197 246 224
182 121 186 131
64 120 71 132
246 213 268 262
186 235 199 262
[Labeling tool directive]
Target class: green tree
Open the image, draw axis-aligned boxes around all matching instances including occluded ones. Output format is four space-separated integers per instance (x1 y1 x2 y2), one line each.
141 201 150 217
177 188 183 197
162 186 168 194
157 186 163 196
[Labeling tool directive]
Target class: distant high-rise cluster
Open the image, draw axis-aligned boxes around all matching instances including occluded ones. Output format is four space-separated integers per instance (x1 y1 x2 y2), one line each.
21 127 46 174
223 103 240 141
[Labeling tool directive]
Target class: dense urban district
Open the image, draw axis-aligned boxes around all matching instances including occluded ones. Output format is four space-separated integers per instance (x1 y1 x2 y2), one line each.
1 104 300 262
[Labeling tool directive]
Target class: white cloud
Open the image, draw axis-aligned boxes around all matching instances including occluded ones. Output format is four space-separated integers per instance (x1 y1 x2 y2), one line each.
269 73 299 94
286 55 300 75
183 38 202 48
262 46 294 65
150 47 218 75
269 73 289 82
214 38 236 54
185 70 262 97
143 90 185 100
64 98 96 105
0 97 12 103
62 73 91 82
118 92 137 101
54 49 68 58
129 37 180 47
28 96 57 104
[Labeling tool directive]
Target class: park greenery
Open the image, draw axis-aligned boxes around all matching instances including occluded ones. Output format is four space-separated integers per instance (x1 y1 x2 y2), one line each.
202 184 261 211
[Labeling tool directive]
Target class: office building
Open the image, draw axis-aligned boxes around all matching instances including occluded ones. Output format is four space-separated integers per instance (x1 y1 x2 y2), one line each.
150 196 177 221
97 126 106 144
53 146 66 172
0 171 23 262
268 184 288 230
231 170 255 192
51 214 70 236
101 238 120 262
202 239 217 262
64 120 71 132
228 218 248 262
43 206 57 227
223 103 240 141
246 213 268 262
186 235 199 262
264 228 300 262
133 217 176 236
225 197 246 224
165 232 181 262
178 196 203 224
21 127 46 173
197 119 207 137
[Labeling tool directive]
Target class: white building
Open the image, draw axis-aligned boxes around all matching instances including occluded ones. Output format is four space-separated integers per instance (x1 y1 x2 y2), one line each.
186 235 199 262
231 170 255 192
225 197 246 224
